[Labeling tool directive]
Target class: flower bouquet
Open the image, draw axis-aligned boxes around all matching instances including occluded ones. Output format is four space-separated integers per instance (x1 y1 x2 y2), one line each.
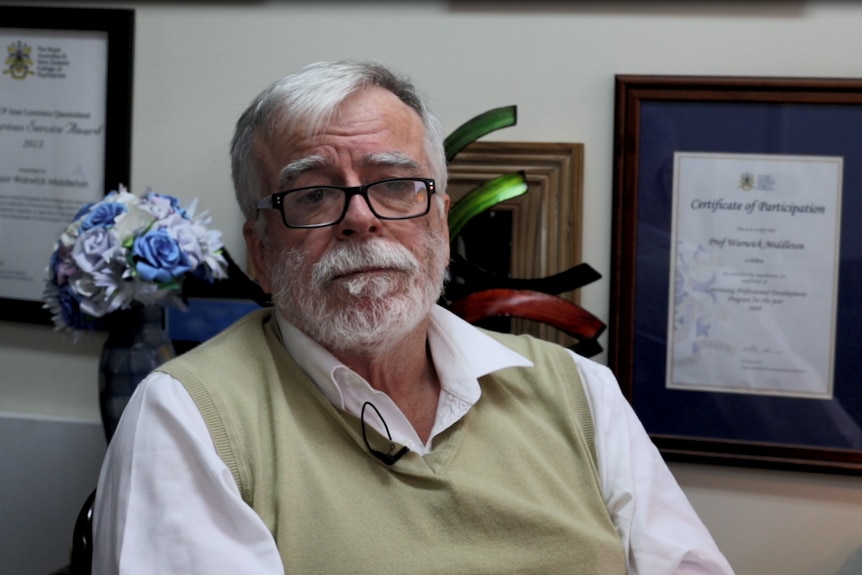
43 185 229 334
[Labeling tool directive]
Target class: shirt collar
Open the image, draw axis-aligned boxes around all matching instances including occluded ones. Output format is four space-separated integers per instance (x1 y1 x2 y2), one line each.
274 304 533 411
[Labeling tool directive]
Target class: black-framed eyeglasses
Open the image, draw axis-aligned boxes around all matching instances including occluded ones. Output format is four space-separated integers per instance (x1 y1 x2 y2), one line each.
257 177 436 229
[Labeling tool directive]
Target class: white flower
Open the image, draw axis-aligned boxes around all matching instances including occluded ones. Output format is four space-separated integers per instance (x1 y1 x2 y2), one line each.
71 228 119 274
70 274 111 317
172 224 205 270
111 203 156 243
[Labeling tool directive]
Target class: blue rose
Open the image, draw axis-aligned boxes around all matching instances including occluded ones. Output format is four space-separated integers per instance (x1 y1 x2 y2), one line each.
132 228 191 283
72 202 95 221
81 202 127 231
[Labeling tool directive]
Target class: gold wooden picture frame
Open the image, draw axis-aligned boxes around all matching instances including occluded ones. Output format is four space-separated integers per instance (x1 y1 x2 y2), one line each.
446 141 585 346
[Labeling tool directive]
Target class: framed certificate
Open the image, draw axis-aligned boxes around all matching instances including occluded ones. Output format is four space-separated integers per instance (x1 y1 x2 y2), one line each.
0 6 134 325
610 75 862 474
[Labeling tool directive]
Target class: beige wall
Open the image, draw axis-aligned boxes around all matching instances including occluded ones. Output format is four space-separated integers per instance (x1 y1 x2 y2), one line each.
2 2 861 574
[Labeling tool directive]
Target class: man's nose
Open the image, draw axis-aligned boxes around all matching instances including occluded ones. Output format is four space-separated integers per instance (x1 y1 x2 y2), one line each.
335 192 381 238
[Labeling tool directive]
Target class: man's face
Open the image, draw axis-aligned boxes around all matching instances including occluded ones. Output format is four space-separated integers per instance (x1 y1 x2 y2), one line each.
245 87 450 353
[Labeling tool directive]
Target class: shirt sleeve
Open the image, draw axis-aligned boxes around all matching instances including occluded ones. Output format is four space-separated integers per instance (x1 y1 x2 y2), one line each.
568 351 736 575
92 371 284 575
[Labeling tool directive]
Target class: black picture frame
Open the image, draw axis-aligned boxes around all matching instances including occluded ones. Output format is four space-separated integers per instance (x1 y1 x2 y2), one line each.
610 74 862 475
0 5 134 325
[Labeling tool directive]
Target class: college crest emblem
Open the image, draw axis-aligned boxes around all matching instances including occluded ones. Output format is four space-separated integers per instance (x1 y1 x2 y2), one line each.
4 40 35 80
738 171 755 191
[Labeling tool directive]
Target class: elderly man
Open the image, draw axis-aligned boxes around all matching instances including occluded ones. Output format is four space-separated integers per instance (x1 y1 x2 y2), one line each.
93 59 734 574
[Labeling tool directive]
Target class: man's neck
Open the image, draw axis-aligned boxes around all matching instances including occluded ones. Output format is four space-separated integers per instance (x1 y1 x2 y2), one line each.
334 321 441 443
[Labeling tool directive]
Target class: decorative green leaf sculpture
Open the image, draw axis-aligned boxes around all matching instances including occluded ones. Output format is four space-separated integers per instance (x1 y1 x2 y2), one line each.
444 105 517 163
447 171 528 240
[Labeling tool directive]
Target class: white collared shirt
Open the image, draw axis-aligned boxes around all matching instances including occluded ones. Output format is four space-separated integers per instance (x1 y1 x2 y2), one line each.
93 306 735 575
281 306 529 454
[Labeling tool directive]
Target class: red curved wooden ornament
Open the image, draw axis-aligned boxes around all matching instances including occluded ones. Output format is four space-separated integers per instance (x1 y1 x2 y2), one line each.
448 288 606 343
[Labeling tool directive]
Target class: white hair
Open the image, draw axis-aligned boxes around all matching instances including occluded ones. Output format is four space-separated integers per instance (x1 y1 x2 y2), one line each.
229 59 448 222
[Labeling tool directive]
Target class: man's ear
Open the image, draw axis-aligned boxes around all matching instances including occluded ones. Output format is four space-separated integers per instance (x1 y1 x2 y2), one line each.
435 192 450 215
243 220 272 294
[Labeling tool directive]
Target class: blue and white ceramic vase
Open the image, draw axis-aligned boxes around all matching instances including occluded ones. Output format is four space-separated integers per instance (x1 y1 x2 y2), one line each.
98 304 175 442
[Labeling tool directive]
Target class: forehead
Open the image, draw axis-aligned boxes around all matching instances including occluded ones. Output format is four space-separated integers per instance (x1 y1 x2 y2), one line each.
276 87 425 154
257 87 427 181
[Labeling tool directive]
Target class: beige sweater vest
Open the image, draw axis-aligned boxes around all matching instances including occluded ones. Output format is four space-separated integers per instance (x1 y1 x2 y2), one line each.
159 309 626 574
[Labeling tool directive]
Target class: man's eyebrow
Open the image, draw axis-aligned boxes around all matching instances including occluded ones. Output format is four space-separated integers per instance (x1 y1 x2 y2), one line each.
276 155 328 190
275 152 423 190
362 152 423 171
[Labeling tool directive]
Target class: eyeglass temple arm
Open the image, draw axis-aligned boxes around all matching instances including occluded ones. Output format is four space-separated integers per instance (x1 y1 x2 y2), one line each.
257 196 276 209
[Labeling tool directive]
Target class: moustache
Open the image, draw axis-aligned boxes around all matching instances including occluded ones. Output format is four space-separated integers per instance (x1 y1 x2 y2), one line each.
311 239 420 285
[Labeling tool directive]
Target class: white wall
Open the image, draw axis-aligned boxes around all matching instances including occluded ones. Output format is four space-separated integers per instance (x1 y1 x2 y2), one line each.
2 2 862 574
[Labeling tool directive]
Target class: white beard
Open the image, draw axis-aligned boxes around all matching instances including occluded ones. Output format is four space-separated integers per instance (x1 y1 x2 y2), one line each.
269 232 448 354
